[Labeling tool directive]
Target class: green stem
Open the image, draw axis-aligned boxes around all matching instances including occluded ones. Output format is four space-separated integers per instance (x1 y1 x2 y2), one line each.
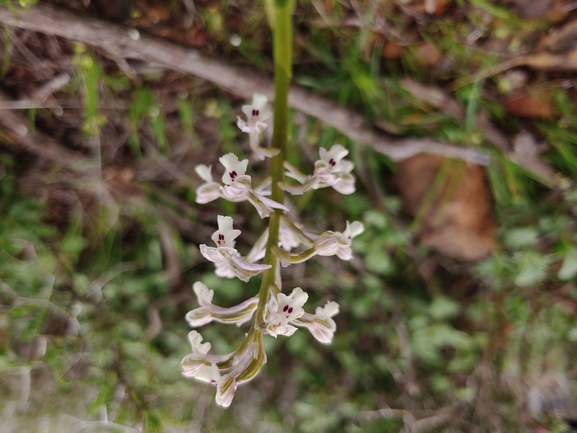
253 0 294 329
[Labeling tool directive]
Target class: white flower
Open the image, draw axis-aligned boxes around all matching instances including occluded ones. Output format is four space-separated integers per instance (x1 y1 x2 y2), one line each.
194 165 221 204
314 144 355 193
183 331 266 408
236 94 279 160
292 301 339 344
200 216 271 282
181 331 231 380
218 154 287 217
220 153 249 186
212 215 241 247
186 282 258 327
317 145 352 179
263 287 309 338
236 94 271 136
313 220 365 261
278 220 365 265
278 145 356 195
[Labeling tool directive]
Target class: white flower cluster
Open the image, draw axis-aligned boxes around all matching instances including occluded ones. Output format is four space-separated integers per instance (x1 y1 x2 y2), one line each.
182 94 364 407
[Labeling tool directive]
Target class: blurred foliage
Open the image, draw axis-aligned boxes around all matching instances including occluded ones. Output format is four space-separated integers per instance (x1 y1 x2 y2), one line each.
1 0 577 432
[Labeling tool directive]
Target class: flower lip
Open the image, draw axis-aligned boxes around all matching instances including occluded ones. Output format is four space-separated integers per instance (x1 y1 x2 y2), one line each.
220 154 249 186
319 144 349 173
237 94 271 137
263 287 309 338
211 215 241 248
241 94 271 123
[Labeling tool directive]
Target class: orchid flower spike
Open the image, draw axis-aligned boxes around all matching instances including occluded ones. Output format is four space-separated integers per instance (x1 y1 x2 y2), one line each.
181 330 266 408
200 215 271 282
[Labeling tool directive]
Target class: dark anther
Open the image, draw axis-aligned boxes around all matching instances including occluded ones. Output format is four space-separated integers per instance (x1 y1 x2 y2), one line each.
288 307 293 313
329 158 336 166
230 171 237 179
283 305 289 312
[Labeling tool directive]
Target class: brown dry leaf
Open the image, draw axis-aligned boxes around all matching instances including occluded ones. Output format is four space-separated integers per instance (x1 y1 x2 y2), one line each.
382 40 404 59
505 90 554 119
415 42 441 68
509 131 557 184
412 0 453 14
322 0 335 12
510 0 552 19
395 154 495 261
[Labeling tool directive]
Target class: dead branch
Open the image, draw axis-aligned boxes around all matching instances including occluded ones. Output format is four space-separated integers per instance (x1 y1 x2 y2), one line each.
0 89 84 165
0 3 491 166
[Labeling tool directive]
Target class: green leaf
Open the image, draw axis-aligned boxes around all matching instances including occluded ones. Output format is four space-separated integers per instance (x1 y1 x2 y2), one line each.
429 296 459 321
365 239 393 276
515 251 549 287
504 227 539 250
411 323 471 364
559 247 577 281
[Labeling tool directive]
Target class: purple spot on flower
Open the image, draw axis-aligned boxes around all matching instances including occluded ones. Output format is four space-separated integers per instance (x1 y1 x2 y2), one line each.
288 307 293 314
230 170 237 180
283 305 288 312
329 158 336 167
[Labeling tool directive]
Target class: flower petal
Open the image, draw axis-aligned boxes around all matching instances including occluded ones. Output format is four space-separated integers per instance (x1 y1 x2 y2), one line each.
344 221 365 239
332 174 356 195
216 374 237 408
186 297 259 328
220 154 249 185
194 361 221 384
211 216 242 248
193 282 214 307
221 175 252 200
188 330 211 354
200 244 223 263
228 254 272 282
196 183 222 204
313 232 340 256
320 144 348 166
292 314 336 344
194 164 213 183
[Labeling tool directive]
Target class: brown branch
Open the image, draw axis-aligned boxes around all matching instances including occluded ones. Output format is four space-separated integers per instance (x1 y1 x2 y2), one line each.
0 89 84 165
0 3 491 166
